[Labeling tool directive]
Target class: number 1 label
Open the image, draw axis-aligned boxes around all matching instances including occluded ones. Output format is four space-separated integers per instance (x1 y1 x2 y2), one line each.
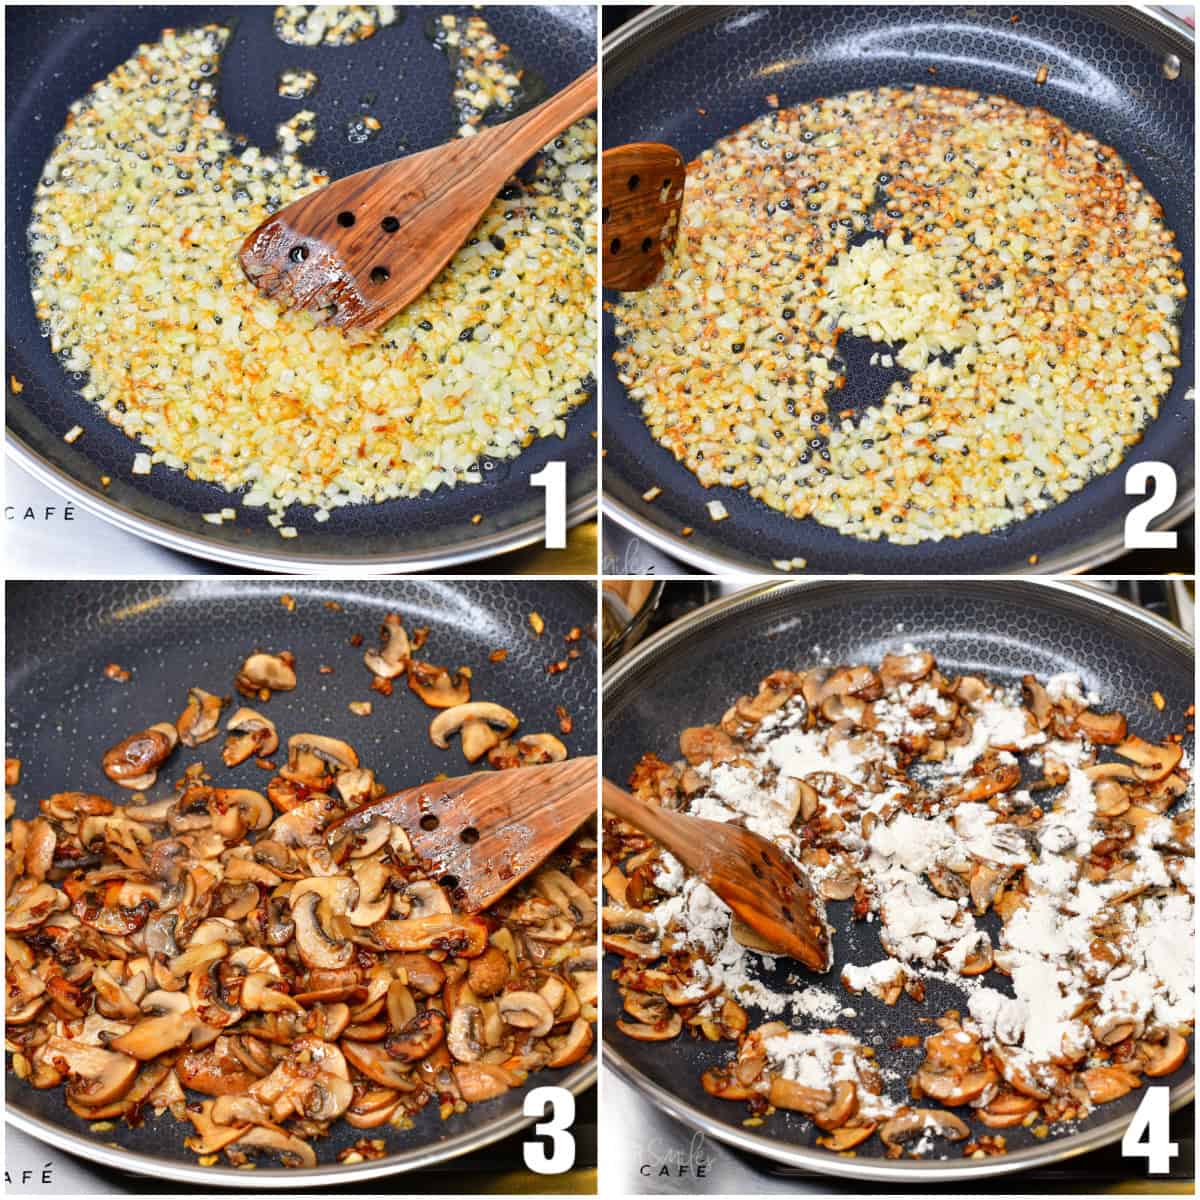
531 462 567 549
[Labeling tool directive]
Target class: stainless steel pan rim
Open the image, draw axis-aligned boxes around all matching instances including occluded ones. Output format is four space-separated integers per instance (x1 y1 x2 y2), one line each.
6 439 596 574
601 578 1194 1181
600 4 1195 578
5 1060 595 1189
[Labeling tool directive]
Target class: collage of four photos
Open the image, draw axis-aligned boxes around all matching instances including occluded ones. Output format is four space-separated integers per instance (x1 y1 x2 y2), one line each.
3 3 1196 1198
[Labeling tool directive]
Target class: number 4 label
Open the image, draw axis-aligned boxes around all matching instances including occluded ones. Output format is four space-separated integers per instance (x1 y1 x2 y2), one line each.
523 1086 575 1174
531 462 567 549
1122 1086 1178 1174
1124 462 1177 550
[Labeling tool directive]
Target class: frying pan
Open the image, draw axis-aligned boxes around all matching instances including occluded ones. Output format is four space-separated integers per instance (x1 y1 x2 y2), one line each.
5 6 597 573
4 578 597 1187
601 6 1195 575
602 579 1194 1181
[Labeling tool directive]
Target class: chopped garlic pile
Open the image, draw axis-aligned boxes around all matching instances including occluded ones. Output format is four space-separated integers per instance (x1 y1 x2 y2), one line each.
611 85 1184 545
29 23 595 530
273 5 396 47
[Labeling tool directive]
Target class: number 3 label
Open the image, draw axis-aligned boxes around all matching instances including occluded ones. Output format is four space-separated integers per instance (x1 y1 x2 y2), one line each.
523 1086 575 1174
1124 462 1177 550
531 462 567 549
1122 1086 1178 1174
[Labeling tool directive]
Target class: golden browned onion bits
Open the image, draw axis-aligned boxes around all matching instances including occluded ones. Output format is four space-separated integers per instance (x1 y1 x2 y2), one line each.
603 654 1193 1158
610 86 1185 544
6 621 596 1169
29 24 595 535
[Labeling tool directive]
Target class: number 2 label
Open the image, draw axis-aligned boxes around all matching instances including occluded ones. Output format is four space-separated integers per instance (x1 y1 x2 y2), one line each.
1122 1086 1178 1174
523 1085 575 1174
1124 462 1177 550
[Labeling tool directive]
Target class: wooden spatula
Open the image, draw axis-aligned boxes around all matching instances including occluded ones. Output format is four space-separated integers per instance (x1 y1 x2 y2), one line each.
327 757 596 912
601 143 686 290
603 778 832 971
240 65 598 332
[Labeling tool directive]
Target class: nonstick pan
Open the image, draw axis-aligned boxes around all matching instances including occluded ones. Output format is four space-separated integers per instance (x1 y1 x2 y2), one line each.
601 6 1195 575
6 6 597 573
4 578 597 1187
602 579 1194 1181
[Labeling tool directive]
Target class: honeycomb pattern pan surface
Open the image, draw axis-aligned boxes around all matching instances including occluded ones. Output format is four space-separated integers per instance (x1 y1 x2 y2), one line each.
602 580 1194 1181
5 578 598 1187
5 6 597 572
601 5 1194 575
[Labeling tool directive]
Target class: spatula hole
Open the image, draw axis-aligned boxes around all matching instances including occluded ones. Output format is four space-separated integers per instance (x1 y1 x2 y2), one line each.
337 211 356 228
661 179 673 201
751 863 764 879
641 237 653 253
760 850 771 865
610 237 621 254
439 874 459 890
419 814 439 831
370 265 390 284
380 215 400 233
628 174 640 191
289 244 309 263
459 826 479 845
781 905 794 923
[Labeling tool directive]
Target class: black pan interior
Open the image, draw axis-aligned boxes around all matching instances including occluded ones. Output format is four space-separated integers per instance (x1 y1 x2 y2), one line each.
602 6 1194 574
6 6 596 566
603 580 1193 1169
5 578 597 1175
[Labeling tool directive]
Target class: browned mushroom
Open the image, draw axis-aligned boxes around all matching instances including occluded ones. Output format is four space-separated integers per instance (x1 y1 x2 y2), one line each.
879 1109 969 1150
407 661 471 708
222 708 279 767
1115 735 1184 783
364 613 411 680
429 702 519 758
102 723 179 790
177 688 227 747
235 652 296 698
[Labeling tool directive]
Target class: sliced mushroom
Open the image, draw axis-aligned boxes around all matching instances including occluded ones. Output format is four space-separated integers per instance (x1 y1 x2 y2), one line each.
374 915 489 957
498 990 556 1038
291 890 353 971
42 1037 140 1107
283 734 359 784
447 1004 485 1063
364 613 411 680
384 1010 446 1063
679 725 737 766
109 996 199 1061
453 1061 514 1102
429 702 519 755
546 1018 593 1068
230 1125 317 1169
1115 735 1184 783
342 1039 418 1090
222 708 279 767
488 733 568 768
615 1011 682 1041
408 661 471 709
1075 710 1127 745
404 880 452 918
102 723 179 790
235 652 297 698
879 1109 969 1150
1144 1030 1188 1077
177 688 227 747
